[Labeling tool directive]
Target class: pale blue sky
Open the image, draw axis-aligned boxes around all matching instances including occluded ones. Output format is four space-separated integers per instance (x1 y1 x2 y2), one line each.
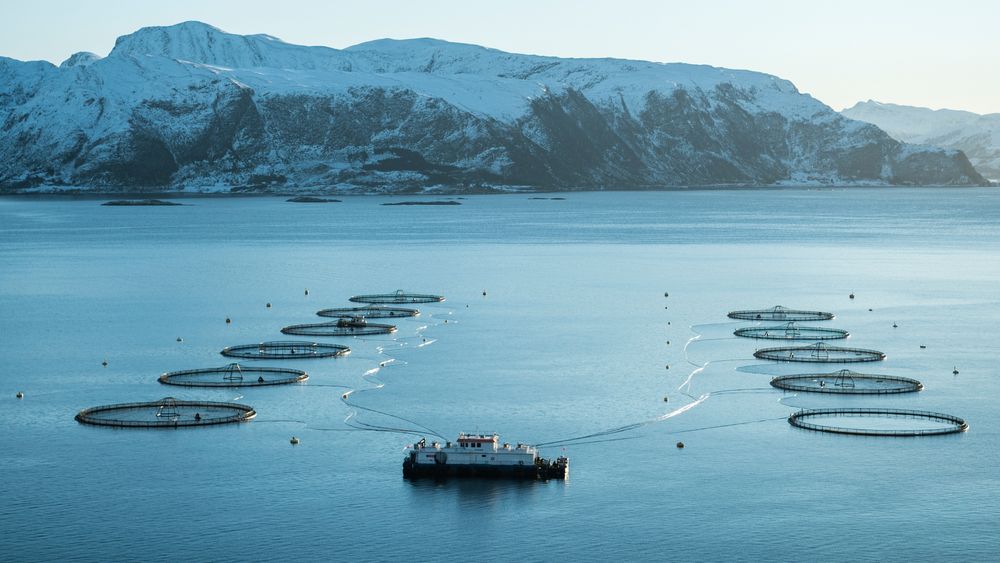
2 0 997 114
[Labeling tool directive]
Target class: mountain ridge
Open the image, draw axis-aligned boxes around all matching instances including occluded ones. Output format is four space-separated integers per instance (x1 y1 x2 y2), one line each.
842 100 999 181
0 21 987 193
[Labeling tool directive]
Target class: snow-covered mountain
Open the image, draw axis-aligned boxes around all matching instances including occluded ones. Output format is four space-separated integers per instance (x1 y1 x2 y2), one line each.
843 100 1000 181
0 22 986 193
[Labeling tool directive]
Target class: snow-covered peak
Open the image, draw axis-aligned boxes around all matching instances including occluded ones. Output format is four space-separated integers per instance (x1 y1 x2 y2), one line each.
59 51 101 68
109 20 344 70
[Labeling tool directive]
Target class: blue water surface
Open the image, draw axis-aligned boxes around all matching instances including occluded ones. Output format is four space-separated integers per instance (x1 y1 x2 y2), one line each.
1 188 998 561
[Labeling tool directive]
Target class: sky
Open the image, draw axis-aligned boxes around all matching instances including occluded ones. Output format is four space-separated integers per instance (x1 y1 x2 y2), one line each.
1 0 998 114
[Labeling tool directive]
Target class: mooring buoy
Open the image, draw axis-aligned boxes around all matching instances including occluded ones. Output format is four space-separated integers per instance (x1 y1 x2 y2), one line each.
849 293 855 299
102 359 108 367
290 437 300 445
266 302 271 308
663 396 669 402
892 322 898 328
665 365 670 370
920 345 927 349
482 290 487 296
953 367 959 375
676 441 684 449
225 317 231 324
176 337 183 342
304 289 309 295
16 391 24 399
664 292 669 297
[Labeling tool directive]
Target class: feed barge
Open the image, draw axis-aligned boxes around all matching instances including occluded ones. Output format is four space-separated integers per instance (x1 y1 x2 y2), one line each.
403 433 568 480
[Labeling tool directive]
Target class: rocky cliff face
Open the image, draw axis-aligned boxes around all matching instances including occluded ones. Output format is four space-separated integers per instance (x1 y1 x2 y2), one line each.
843 100 1000 182
0 22 988 193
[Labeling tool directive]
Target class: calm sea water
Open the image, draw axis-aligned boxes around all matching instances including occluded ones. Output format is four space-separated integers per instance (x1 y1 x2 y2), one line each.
1 189 999 561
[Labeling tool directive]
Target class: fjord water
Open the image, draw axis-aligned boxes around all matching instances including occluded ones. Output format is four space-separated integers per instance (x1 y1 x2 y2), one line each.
1 189 998 561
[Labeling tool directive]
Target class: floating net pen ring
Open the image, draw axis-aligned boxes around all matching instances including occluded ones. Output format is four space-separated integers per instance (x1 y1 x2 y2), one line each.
281 319 397 337
75 398 256 428
754 342 885 363
735 322 848 340
317 306 419 319
159 363 308 387
788 408 968 436
221 341 350 359
349 290 444 304
728 306 834 321
770 370 922 394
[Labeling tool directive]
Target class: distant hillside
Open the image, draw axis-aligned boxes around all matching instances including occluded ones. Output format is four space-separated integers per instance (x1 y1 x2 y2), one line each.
843 100 1000 181
0 21 987 194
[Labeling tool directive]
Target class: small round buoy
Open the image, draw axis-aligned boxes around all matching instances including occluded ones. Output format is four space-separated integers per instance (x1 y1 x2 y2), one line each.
664 292 669 297
849 293 855 299
16 392 24 399
290 437 300 445
482 290 487 296
102 359 108 367
663 396 669 402
225 317 231 324
342 393 348 399
444 319 448 323
892 322 898 328
266 302 271 308
676 441 684 449
466 304 469 308
304 289 309 296
666 340 670 345
953 367 959 375
665 365 670 370
868 308 873 312
667 322 671 325
176 337 183 342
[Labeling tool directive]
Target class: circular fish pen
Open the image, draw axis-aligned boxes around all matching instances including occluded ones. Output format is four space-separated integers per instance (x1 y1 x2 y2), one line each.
317 305 419 319
159 363 308 387
735 322 848 341
281 318 397 336
770 370 923 394
754 342 885 363
75 397 256 428
349 290 444 304
788 408 968 436
221 341 350 359
728 306 834 321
